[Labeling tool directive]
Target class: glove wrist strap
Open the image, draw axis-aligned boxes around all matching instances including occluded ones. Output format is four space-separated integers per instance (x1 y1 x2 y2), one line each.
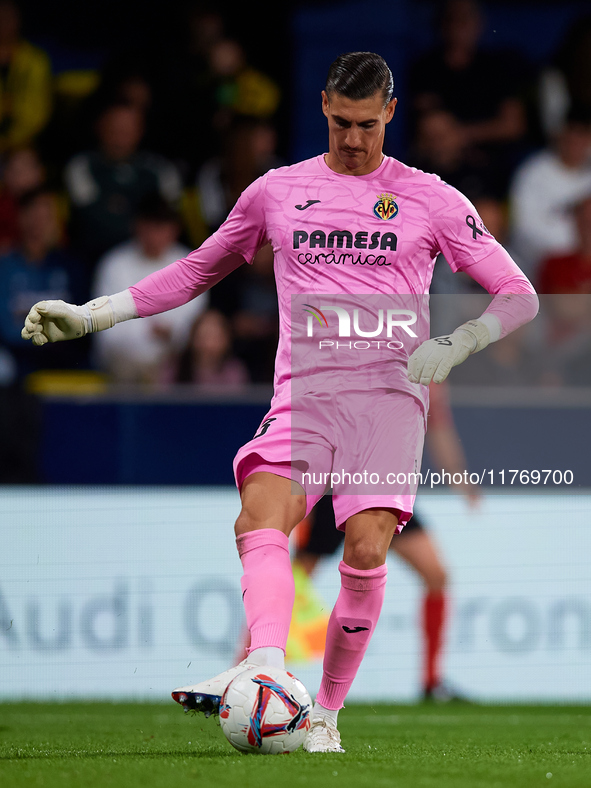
455 319 491 354
85 296 115 333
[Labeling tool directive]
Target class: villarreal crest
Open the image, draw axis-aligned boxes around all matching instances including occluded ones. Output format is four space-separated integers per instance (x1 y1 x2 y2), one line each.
373 192 398 221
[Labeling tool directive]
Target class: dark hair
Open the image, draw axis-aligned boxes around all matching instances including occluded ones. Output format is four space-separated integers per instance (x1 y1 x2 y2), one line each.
175 309 232 383
325 52 394 107
136 193 179 224
565 103 591 128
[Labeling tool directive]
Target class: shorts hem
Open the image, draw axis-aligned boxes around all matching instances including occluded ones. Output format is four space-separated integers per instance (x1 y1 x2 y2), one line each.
333 496 414 531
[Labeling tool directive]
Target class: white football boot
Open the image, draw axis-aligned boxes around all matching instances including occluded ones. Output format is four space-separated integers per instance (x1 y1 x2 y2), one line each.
171 659 249 717
303 718 345 753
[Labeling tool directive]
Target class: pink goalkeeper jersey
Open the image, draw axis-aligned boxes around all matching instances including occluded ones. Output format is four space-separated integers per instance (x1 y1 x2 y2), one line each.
129 154 536 409
217 154 493 280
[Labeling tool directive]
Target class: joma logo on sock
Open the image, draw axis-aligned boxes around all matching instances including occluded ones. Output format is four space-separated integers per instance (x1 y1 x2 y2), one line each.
342 625 369 634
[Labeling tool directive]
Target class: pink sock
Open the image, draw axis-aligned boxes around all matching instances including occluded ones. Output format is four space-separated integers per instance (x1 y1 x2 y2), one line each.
316 560 388 710
236 529 294 654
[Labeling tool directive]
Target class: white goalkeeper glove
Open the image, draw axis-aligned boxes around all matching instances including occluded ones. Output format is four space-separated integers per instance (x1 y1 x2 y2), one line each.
407 319 491 385
21 296 115 346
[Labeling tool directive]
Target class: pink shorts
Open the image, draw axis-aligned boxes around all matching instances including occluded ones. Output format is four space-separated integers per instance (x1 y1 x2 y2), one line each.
233 389 426 531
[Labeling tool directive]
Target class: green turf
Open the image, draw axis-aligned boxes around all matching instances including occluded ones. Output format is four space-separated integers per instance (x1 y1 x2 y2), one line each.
1 703 590 788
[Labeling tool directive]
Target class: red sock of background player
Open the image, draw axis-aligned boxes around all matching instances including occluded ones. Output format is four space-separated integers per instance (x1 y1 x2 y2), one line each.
236 529 294 668
422 589 447 692
313 560 387 724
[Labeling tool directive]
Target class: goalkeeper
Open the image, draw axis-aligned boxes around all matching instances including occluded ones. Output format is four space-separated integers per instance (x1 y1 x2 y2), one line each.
22 51 538 754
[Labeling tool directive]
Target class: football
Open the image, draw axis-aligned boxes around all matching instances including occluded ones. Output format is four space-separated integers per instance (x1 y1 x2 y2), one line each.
219 665 312 754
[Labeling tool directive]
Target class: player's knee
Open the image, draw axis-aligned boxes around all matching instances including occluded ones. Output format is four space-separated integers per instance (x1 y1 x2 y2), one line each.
344 509 398 569
344 538 387 571
236 473 306 537
234 506 296 537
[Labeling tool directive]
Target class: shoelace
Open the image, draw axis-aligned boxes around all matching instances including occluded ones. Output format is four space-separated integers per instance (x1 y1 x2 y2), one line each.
310 719 342 745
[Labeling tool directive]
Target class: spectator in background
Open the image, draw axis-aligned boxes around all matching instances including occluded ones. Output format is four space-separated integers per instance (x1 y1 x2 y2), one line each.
64 102 182 271
509 107 591 282
458 188 591 386
530 293 591 387
0 146 45 252
149 10 278 177
88 56 154 120
538 15 591 139
205 38 280 135
181 114 284 251
72 54 156 157
474 196 525 271
409 0 530 196
37 50 155 177
231 243 278 383
114 71 153 122
538 194 591 294
449 323 540 386
198 236 279 383
0 0 52 155
148 7 227 175
172 308 249 386
196 116 284 234
91 194 207 384
0 185 86 378
560 296 591 385
409 108 505 202
194 121 283 368
185 7 226 62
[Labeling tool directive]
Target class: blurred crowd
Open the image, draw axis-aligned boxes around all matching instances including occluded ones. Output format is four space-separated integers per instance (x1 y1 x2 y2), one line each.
406 0 591 390
0 0 591 408
0 0 283 393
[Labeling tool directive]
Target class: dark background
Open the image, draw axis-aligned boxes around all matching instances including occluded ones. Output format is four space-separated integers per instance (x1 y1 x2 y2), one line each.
15 0 591 161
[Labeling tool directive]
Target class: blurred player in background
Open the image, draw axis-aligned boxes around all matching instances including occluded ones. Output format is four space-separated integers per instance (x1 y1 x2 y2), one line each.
22 52 538 753
287 380 479 702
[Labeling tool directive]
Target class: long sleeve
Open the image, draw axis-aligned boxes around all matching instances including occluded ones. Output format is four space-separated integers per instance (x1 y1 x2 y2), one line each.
128 235 245 317
465 246 539 340
128 173 269 317
429 179 539 341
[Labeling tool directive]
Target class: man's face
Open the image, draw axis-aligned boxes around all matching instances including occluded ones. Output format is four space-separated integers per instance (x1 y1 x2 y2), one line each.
558 123 591 169
135 219 179 259
19 194 59 252
441 0 482 51
322 90 396 176
98 107 144 161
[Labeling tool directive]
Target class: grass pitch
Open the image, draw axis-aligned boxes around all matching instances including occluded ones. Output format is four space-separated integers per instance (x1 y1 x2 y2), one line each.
1 703 590 788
